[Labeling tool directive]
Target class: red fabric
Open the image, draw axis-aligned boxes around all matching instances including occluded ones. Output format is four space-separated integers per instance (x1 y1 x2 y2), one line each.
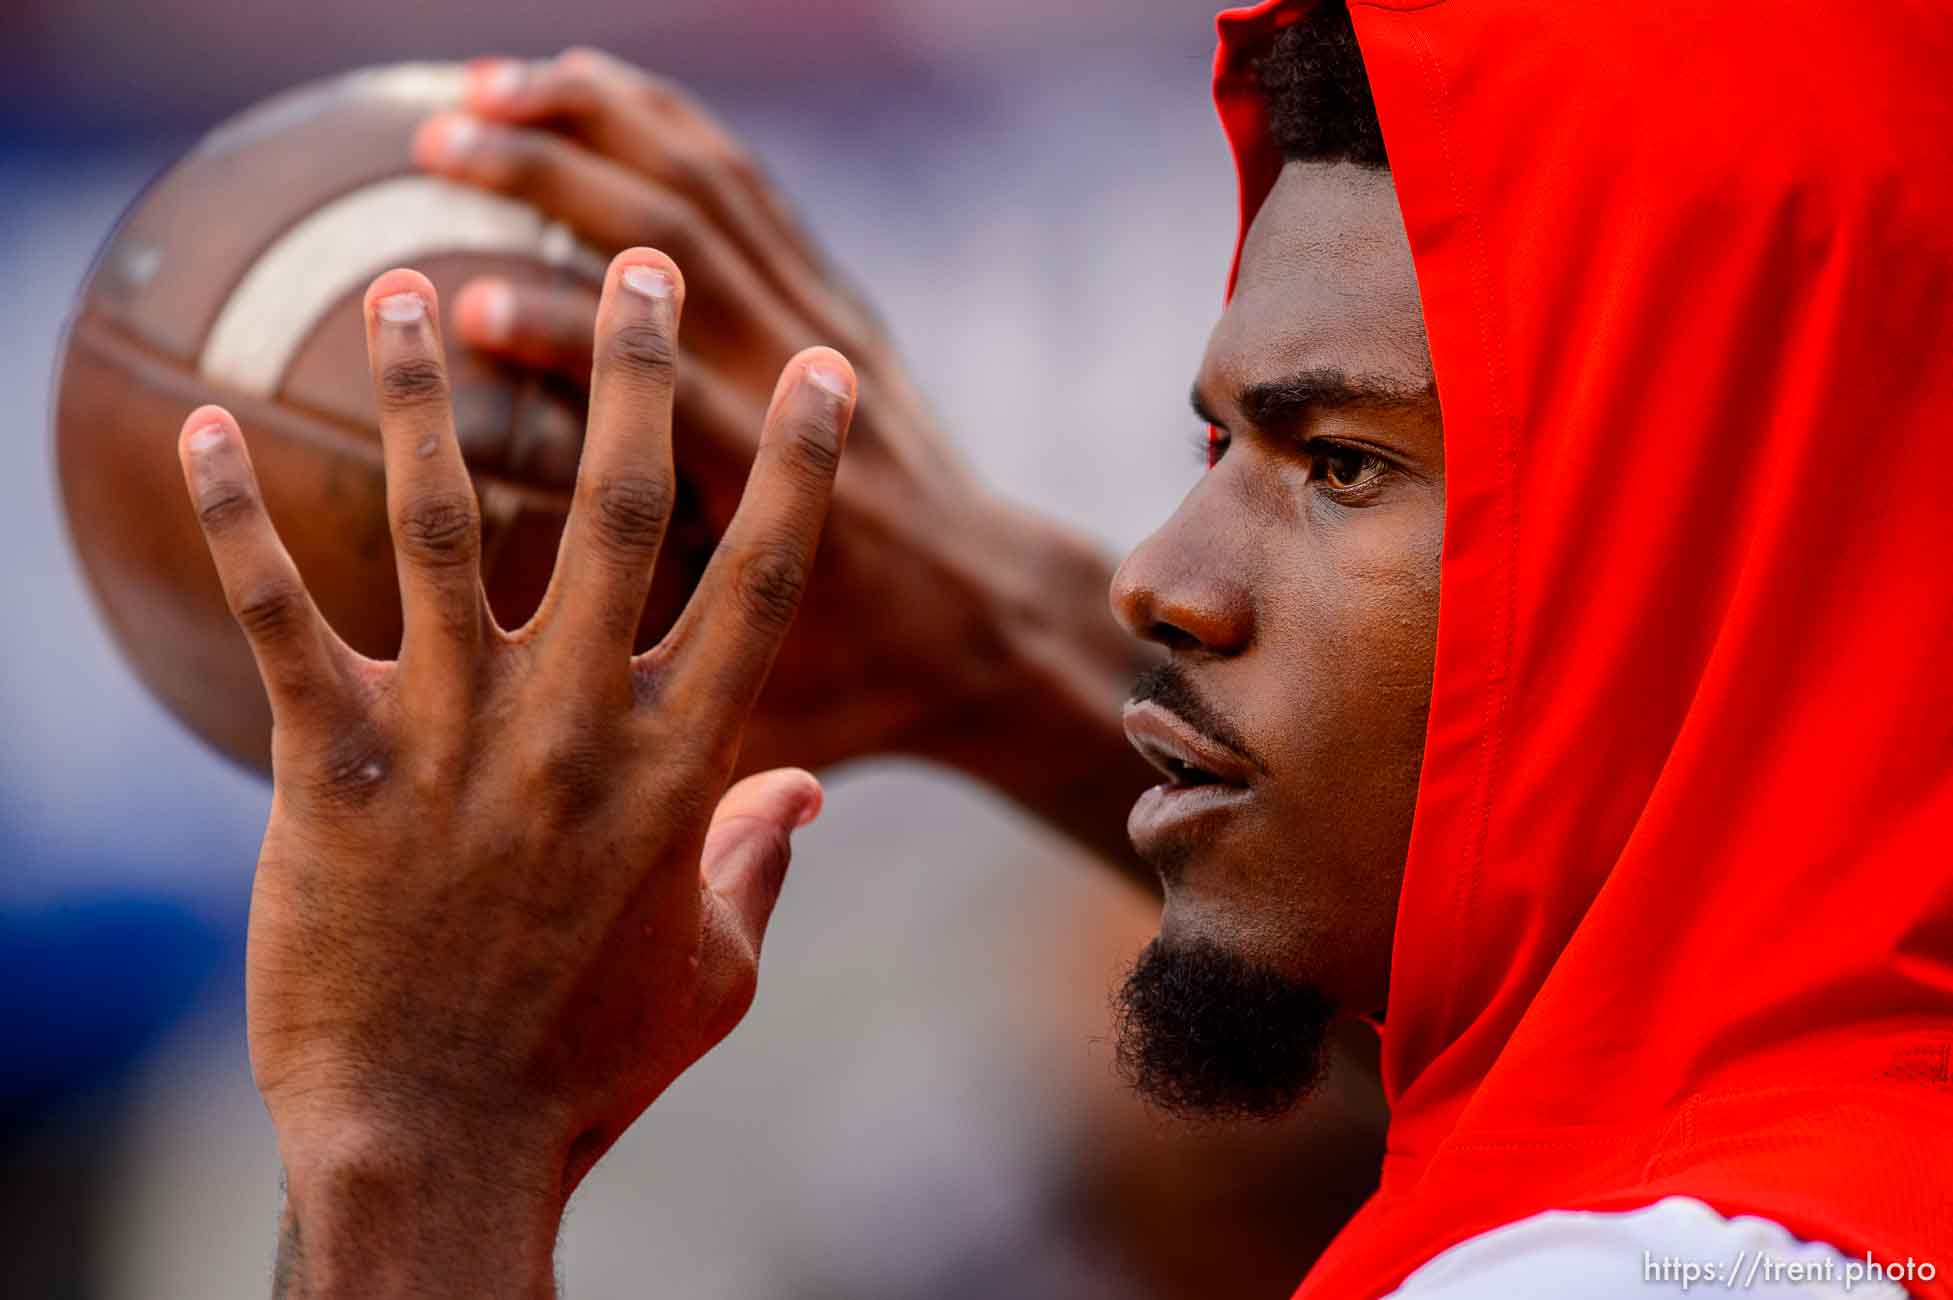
1211 3 1953 1296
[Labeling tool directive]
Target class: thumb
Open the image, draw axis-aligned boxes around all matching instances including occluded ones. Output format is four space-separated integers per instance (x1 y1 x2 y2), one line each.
702 767 823 948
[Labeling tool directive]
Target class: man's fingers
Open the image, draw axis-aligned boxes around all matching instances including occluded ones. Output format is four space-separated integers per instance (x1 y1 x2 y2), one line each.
454 274 769 518
701 767 822 948
458 52 621 127
176 406 349 727
536 250 683 666
454 277 598 380
458 53 700 201
416 111 821 358
363 271 488 697
654 349 855 756
459 53 829 290
422 80 864 354
416 114 719 276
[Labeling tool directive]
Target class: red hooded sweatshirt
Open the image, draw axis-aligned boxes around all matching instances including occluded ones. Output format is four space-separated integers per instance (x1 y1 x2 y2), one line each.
1210 3 1953 1296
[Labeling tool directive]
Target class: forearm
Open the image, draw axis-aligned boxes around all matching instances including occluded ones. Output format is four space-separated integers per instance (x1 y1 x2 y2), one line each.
273 1119 565 1300
914 493 1162 891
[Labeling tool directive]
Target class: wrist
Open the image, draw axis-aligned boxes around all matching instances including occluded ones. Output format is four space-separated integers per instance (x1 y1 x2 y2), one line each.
274 1107 569 1299
905 490 1161 873
923 488 1148 742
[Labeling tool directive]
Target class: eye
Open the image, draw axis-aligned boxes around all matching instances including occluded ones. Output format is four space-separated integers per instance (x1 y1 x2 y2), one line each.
1307 440 1387 494
1193 426 1228 469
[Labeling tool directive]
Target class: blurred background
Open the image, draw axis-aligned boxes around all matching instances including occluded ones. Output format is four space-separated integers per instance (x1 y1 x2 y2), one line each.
1 1 1385 1296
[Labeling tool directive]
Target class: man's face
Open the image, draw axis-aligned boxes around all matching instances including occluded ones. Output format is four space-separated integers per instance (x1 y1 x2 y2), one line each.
1110 160 1443 1115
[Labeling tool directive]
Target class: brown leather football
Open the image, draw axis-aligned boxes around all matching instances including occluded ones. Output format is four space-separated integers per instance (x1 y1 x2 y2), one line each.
55 65 699 772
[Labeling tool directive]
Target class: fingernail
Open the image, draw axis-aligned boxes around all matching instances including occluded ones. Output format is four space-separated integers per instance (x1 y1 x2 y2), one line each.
434 115 480 164
805 363 852 401
377 292 426 324
475 281 515 343
793 791 822 829
621 265 674 301
185 424 227 454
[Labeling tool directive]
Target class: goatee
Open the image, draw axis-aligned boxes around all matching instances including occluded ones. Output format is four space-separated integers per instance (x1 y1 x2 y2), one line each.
1112 936 1335 1121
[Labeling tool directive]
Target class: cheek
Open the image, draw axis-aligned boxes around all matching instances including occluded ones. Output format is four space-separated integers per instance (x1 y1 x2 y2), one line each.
1250 493 1443 776
1336 509 1443 700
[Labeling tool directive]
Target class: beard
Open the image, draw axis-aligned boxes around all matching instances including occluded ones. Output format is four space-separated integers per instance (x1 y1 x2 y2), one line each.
1112 936 1336 1122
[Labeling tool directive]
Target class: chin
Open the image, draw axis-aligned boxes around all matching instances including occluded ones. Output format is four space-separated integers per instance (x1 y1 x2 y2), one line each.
1139 805 1395 1019
1154 861 1310 976
1112 932 1338 1122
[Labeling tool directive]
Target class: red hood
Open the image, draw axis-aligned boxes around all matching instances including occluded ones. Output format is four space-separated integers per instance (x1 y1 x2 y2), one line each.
1212 3 1953 1296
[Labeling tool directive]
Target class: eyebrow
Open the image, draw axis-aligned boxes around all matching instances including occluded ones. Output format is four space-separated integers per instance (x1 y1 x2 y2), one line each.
1190 367 1437 433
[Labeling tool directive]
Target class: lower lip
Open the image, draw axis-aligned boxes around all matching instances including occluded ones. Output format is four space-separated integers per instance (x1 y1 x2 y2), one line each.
1127 782 1251 861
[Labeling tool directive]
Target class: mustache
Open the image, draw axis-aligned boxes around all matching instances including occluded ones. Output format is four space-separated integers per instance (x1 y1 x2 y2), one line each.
1128 663 1264 774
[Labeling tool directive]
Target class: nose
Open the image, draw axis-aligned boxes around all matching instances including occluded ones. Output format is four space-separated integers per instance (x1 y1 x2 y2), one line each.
1110 488 1254 656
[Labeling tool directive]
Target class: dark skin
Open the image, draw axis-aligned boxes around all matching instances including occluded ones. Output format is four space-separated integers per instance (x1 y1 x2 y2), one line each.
412 55 1156 882
180 53 1441 1298
416 51 1161 879
182 253 862 1297
1116 160 1442 1014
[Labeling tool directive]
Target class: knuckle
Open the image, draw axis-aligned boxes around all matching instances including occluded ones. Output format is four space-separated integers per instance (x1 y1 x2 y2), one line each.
785 422 842 481
662 148 708 194
532 730 612 822
680 139 748 188
588 474 673 555
715 142 759 184
731 539 809 632
558 46 621 84
606 321 678 382
232 579 306 642
629 192 700 257
378 357 448 407
503 131 555 189
309 725 393 811
195 481 255 532
397 492 480 566
565 70 637 122
548 59 600 97
582 74 634 121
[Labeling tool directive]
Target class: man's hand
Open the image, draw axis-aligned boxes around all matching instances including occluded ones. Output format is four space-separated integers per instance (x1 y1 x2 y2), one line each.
412 51 1159 870
177 251 854 1298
